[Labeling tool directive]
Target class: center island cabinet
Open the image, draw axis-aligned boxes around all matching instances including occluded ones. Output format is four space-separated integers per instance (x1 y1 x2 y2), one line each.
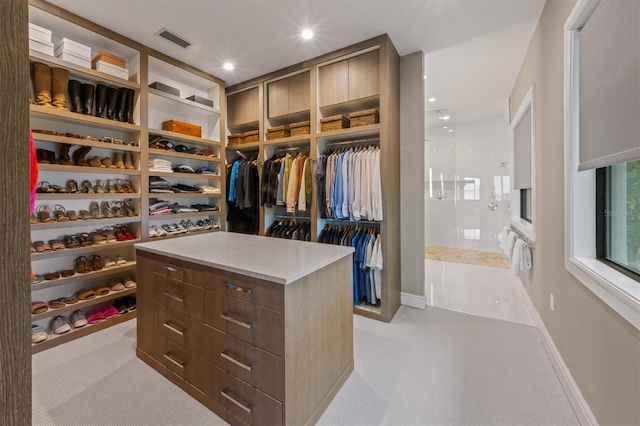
134 232 355 426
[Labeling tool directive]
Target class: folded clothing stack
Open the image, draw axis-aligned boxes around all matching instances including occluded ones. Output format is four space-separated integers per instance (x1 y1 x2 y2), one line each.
196 184 220 194
149 158 173 172
170 202 199 213
173 164 195 174
195 166 216 175
171 183 201 193
149 198 172 215
191 204 219 212
149 176 173 193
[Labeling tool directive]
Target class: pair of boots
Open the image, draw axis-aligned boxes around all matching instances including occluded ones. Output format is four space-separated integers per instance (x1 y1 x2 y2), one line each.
68 80 95 115
94 85 134 123
32 63 69 111
87 152 135 170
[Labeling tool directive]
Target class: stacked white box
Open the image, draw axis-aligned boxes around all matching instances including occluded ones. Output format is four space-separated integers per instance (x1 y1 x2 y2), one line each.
29 23 52 44
55 38 92 69
29 37 54 57
95 60 129 80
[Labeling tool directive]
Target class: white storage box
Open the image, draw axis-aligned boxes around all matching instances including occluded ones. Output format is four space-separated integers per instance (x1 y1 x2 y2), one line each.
54 38 91 60
95 60 129 80
29 23 52 44
29 37 54 57
56 51 91 69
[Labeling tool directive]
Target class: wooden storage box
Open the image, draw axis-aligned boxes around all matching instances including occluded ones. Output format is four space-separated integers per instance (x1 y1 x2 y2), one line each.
186 95 214 108
349 109 379 127
243 130 259 143
290 120 310 136
91 51 126 69
227 133 244 146
149 82 180 97
320 115 350 132
267 125 291 140
162 120 202 137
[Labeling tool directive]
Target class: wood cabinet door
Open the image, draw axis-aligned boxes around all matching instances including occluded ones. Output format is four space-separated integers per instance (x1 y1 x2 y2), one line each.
267 78 289 118
318 60 349 107
228 88 259 126
348 50 380 101
288 71 310 114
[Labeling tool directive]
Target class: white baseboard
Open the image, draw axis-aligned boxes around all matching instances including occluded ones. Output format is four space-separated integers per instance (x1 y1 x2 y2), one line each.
514 277 599 426
401 292 426 309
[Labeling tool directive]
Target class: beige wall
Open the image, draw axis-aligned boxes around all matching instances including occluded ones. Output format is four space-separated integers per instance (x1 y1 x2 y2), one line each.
510 1 640 425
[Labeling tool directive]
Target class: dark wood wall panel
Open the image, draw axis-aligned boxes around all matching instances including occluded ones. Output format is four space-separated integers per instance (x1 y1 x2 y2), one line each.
0 0 32 424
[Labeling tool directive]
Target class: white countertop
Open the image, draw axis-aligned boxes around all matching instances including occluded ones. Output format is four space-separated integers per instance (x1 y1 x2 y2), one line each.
135 232 354 284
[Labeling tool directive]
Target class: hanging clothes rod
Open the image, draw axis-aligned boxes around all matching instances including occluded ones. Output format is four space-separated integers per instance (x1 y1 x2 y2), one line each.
324 218 381 226
509 224 536 249
324 137 380 148
273 214 311 221
272 146 308 153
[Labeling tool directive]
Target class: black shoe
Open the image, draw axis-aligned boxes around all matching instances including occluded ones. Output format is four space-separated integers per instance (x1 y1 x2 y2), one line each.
125 88 135 124
68 80 82 113
105 86 120 119
95 83 108 118
116 87 128 121
113 298 129 315
81 83 95 115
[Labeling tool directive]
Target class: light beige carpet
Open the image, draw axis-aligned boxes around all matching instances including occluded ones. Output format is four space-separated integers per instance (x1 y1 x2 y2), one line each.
425 245 509 268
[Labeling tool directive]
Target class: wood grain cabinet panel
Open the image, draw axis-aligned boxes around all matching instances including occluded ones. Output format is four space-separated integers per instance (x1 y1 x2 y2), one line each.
267 79 289 118
154 303 205 354
228 88 259 126
153 274 204 322
150 253 207 286
154 331 209 392
203 362 283 426
204 268 284 313
287 71 310 114
136 253 155 355
318 60 349 107
202 324 284 402
204 290 284 357
348 50 379 101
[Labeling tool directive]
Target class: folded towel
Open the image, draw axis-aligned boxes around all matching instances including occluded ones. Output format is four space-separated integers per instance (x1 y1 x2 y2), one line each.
521 244 533 270
504 231 517 259
511 239 525 276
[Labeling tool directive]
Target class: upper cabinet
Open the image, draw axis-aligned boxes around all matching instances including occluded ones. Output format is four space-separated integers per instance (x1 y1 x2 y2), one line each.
318 50 379 107
267 71 310 119
227 87 259 130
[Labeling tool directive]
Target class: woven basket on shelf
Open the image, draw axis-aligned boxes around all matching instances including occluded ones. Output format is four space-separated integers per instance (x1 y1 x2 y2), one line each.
349 109 379 127
320 115 350 132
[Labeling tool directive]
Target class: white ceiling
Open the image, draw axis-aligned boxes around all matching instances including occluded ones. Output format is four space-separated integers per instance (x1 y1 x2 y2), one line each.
46 0 544 108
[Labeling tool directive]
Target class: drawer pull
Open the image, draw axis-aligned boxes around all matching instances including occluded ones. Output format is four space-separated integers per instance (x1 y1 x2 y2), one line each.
222 281 253 295
163 352 185 369
164 265 184 274
221 313 252 329
221 389 252 413
221 351 253 371
163 290 184 303
163 321 185 336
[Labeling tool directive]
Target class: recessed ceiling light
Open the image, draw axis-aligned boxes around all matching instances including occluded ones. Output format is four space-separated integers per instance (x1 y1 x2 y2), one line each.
223 62 234 71
302 29 313 40
428 97 436 102
443 126 448 129
433 149 437 152
448 129 454 132
442 115 450 120
423 75 427 79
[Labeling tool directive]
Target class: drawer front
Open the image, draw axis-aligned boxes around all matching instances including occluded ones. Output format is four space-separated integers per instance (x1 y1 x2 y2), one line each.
204 362 283 426
154 303 204 354
204 291 284 357
153 331 208 392
205 269 283 313
151 254 207 287
153 274 204 322
202 324 284 402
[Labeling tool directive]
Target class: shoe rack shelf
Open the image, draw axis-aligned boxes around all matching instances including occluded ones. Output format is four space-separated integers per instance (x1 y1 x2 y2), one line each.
31 239 141 260
29 51 140 91
151 193 220 199
31 216 141 230
148 211 220 221
148 149 221 163
148 88 220 115
38 164 141 175
33 133 141 153
30 104 141 132
151 227 221 241
31 262 137 291
147 171 219 179
149 129 220 146
31 310 137 355
36 193 141 200
31 287 137 322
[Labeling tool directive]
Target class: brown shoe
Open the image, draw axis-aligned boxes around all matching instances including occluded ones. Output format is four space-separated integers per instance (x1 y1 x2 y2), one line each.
32 63 52 107
89 156 105 168
124 152 135 170
51 68 69 111
101 157 116 168
113 152 125 169
72 146 91 167
59 144 73 165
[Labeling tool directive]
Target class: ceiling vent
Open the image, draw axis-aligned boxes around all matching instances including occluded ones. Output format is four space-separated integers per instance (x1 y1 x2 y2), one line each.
156 28 191 49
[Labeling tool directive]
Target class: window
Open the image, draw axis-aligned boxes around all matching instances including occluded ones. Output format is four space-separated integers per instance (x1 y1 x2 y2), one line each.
510 85 535 240
596 159 640 279
565 0 640 330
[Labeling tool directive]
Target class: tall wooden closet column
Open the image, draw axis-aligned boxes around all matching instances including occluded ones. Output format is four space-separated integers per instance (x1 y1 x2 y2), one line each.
225 35 400 322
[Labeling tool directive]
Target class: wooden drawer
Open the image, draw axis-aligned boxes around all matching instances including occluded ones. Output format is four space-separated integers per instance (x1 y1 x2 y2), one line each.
154 303 204 354
153 331 208 392
205 269 283 313
154 275 204 322
204 291 284 357
202 324 284 402
204 362 283 426
151 254 207 287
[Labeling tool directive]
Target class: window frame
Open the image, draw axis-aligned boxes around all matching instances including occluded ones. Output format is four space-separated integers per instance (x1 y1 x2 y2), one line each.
510 84 536 241
564 0 640 331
